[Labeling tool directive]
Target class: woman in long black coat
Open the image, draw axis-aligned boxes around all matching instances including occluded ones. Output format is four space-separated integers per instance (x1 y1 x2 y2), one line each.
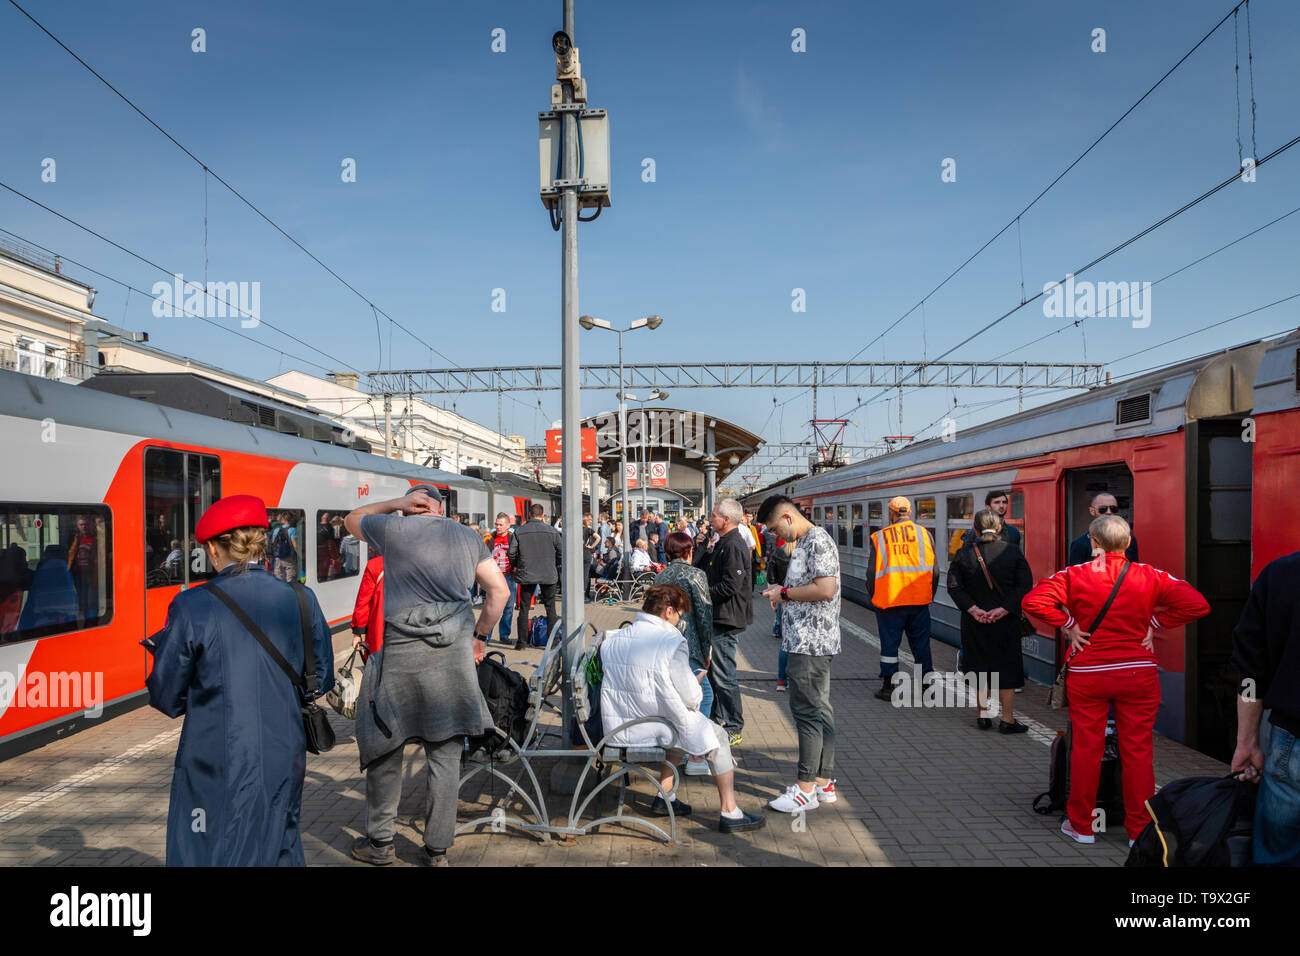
947 509 1033 733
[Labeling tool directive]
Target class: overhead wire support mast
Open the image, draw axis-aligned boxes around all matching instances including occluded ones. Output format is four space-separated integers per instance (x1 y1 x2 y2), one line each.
363 361 1105 395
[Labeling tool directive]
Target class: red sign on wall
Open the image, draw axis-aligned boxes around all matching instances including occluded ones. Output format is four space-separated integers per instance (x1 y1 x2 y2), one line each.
625 462 638 489
650 461 668 487
545 428 598 463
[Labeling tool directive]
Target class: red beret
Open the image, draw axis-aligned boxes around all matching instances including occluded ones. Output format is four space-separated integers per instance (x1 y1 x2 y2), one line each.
195 494 270 543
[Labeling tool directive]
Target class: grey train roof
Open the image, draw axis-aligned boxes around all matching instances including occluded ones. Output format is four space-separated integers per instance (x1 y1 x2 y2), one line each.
796 334 1295 498
0 368 481 490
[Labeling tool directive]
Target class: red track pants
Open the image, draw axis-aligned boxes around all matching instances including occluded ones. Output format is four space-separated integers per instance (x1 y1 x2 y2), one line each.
1066 666 1160 841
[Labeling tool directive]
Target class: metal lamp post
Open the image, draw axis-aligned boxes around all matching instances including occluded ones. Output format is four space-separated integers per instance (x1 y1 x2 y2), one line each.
624 389 668 516
579 313 662 553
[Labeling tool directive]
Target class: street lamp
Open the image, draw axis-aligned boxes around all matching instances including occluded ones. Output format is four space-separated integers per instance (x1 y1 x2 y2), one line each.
579 314 664 552
623 389 669 516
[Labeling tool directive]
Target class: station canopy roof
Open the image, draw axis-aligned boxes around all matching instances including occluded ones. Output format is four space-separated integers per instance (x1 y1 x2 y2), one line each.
580 407 761 484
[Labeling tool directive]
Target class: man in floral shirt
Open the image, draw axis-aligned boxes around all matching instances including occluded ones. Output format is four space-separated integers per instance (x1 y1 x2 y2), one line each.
758 495 841 815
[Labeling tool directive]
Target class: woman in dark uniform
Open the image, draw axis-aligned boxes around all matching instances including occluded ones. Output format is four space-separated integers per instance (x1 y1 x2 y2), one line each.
947 509 1032 733
145 494 334 866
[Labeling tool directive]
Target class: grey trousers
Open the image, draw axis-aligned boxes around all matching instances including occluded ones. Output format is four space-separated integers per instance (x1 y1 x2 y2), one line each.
786 652 835 783
364 737 462 851
708 629 743 735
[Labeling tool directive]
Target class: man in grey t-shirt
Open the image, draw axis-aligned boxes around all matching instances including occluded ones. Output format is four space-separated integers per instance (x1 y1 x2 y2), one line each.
343 484 509 867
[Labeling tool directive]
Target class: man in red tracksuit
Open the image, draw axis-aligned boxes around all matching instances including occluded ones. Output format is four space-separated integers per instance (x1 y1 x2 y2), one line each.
1023 515 1209 845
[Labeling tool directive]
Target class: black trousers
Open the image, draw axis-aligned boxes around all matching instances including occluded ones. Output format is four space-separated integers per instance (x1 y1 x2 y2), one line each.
516 581 559 646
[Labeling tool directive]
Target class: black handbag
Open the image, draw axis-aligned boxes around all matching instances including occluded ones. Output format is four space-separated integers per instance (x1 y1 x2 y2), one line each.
207 579 336 755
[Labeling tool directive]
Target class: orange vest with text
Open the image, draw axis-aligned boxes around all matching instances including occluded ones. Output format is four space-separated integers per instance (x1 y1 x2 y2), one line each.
871 519 936 608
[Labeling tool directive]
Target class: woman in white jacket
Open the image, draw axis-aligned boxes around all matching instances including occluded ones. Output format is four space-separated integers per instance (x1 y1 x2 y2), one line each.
600 583 766 834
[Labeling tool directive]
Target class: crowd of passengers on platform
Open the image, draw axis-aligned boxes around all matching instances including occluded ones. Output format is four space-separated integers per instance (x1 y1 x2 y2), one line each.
137 483 1298 867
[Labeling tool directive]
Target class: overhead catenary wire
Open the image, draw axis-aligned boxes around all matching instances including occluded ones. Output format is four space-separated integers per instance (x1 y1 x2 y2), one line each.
0 182 360 372
0 226 338 375
6 0 467 376
830 132 1300 424
991 201 1300 362
824 0 1255 387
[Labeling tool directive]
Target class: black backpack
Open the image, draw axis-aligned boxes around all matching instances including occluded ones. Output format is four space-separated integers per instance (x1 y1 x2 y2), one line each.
467 651 529 758
1125 774 1256 867
1033 720 1125 828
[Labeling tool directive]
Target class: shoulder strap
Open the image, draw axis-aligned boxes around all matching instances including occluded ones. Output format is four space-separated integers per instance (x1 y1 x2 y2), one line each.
206 581 304 689
1088 560 1131 634
292 580 318 697
973 543 1004 596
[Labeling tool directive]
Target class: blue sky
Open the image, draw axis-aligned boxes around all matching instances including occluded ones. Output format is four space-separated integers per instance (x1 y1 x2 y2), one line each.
3 0 1298 475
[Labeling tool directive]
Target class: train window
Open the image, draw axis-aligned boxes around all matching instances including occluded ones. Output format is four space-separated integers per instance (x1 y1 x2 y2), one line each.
144 449 221 588
266 509 306 584
868 501 883 538
145 449 186 587
1008 490 1026 557
1 504 113 642
836 504 847 521
443 488 458 519
852 503 864 548
316 510 361 582
915 497 936 522
946 494 974 561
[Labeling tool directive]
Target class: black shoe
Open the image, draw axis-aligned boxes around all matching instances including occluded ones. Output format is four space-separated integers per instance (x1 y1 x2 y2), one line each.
999 720 1029 734
718 809 766 834
514 640 528 650
648 795 692 818
874 679 894 701
977 717 993 730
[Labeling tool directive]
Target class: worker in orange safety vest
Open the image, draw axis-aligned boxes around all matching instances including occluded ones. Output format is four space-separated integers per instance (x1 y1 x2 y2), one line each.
864 496 939 701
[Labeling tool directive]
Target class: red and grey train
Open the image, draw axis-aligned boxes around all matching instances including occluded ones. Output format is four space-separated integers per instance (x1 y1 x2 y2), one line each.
784 331 1300 761
0 369 559 758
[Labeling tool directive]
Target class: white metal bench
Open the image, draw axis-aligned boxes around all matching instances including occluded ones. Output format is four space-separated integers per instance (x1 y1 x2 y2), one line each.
565 631 683 844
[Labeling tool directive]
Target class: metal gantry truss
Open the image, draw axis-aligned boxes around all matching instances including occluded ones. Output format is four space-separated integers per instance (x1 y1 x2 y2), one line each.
363 361 1106 395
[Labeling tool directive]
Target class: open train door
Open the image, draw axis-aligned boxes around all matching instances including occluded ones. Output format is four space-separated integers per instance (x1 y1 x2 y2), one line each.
1183 342 1266 761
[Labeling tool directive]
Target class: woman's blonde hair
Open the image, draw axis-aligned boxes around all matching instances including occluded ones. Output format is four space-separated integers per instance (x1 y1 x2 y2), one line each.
973 509 1002 541
1088 514 1131 554
208 526 268 572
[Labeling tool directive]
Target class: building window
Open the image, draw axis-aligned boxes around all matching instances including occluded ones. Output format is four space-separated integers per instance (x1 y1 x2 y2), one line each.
266 509 306 583
144 449 220 588
316 511 360 582
1 504 113 641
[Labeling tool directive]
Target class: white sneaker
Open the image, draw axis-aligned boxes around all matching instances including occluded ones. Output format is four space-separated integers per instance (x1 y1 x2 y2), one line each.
815 779 838 804
769 784 819 813
1060 819 1095 844
685 758 710 776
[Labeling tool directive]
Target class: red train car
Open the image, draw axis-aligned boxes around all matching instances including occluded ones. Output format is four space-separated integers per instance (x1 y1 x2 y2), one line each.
791 332 1299 761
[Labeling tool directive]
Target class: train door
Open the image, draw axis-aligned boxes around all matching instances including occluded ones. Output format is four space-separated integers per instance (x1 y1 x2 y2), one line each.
1063 464 1134 567
1186 417 1253 761
143 448 221 641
